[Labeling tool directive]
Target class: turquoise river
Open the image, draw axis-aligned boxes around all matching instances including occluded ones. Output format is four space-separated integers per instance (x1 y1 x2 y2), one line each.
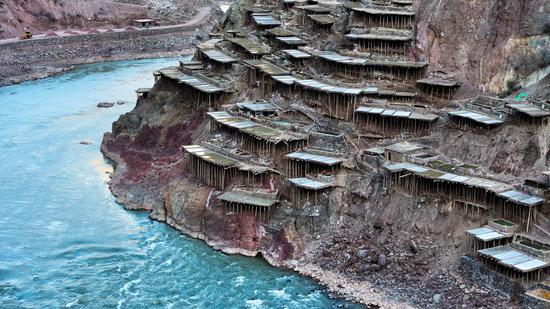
0 58 362 308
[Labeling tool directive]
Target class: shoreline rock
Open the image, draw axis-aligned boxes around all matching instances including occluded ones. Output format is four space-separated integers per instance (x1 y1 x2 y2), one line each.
97 102 115 108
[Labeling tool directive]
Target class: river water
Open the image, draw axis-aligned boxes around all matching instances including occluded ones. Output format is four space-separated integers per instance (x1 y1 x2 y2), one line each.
0 59 360 308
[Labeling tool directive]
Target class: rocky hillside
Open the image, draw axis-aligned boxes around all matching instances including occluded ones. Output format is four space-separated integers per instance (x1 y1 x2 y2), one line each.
0 0 220 39
100 0 550 307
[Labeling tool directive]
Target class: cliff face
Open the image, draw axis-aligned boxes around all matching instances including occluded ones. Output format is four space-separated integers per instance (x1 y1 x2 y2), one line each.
102 79 277 256
217 0 550 95
416 0 550 95
102 90 550 308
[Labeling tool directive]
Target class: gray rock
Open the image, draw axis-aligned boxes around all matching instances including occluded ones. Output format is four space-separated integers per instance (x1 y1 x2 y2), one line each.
377 253 387 266
356 248 368 258
409 240 418 253
97 102 115 108
433 294 442 303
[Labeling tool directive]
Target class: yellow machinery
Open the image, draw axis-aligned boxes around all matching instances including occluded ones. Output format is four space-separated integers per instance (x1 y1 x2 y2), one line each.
21 30 32 39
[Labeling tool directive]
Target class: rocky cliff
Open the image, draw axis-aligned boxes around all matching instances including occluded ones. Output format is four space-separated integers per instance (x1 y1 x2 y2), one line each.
101 0 550 307
416 0 550 95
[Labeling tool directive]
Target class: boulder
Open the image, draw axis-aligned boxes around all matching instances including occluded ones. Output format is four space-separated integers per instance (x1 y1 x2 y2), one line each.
97 102 115 108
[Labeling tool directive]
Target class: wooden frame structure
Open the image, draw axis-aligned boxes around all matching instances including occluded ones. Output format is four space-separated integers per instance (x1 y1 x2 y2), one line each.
383 141 425 162
345 32 412 54
207 111 307 156
294 5 331 25
274 36 308 49
281 49 311 68
377 89 417 102
228 37 271 59
243 59 290 95
478 245 549 285
466 226 513 253
384 162 545 229
197 48 239 73
288 177 332 206
295 79 376 120
307 14 335 33
447 109 504 129
155 67 228 109
266 26 297 38
251 12 282 29
218 190 279 222
506 102 550 126
135 88 151 101
310 50 427 82
269 75 299 97
354 105 438 137
236 101 278 116
243 7 272 26
346 3 415 29
417 77 461 102
285 150 343 178
183 145 239 190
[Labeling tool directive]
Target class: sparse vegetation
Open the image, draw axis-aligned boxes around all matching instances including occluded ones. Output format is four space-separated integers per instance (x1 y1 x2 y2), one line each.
505 78 521 95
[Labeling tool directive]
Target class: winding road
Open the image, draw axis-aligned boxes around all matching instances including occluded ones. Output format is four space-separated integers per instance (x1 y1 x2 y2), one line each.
0 7 212 46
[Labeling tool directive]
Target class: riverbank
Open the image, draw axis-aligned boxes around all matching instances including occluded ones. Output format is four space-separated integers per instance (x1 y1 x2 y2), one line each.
0 8 218 86
1 58 354 308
